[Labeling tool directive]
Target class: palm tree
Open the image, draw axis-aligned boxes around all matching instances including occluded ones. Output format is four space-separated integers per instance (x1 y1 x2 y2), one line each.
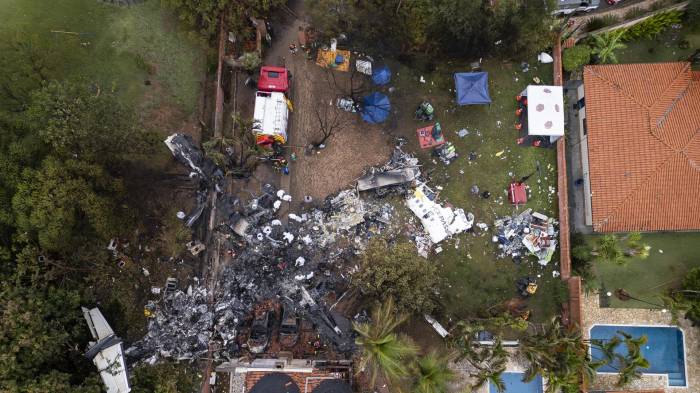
450 321 509 392
520 318 600 393
615 332 650 387
596 234 625 265
353 297 419 388
591 30 627 64
411 351 456 393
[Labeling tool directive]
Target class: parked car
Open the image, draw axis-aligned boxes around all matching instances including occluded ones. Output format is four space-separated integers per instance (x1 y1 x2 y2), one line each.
279 306 299 348
247 310 272 354
552 0 600 16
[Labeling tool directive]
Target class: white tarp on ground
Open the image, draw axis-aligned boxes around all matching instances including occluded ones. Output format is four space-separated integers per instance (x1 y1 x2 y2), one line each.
523 85 564 136
406 185 473 243
82 307 131 393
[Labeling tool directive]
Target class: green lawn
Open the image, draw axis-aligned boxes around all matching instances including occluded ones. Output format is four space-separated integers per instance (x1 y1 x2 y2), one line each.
0 0 206 114
616 25 700 65
588 233 700 308
388 57 562 325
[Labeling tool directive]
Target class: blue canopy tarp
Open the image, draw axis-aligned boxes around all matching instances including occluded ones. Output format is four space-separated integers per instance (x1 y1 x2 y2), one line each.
372 65 391 85
361 92 391 124
454 72 491 105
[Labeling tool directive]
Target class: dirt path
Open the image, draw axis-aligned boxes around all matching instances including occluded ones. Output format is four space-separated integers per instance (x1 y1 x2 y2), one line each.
267 2 392 207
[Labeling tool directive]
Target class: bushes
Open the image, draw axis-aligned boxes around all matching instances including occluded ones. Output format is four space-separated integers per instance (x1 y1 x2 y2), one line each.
586 15 620 32
687 0 700 30
624 7 648 20
563 45 592 71
621 10 683 40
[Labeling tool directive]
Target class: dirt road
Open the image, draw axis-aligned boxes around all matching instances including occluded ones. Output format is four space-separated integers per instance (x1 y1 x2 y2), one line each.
263 1 393 207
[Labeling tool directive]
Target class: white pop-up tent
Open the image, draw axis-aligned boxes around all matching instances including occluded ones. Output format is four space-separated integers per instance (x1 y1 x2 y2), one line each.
521 85 564 141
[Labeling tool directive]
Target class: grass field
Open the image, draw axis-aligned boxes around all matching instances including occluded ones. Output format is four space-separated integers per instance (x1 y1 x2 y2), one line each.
0 0 206 114
387 57 562 325
590 233 700 308
616 25 700 65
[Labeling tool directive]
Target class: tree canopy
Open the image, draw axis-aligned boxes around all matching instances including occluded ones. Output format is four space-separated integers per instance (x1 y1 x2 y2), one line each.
306 0 557 60
352 239 438 314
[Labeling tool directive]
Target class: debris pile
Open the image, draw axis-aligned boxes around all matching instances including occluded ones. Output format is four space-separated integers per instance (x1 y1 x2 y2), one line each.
406 184 473 244
129 140 474 364
357 147 420 197
492 209 558 266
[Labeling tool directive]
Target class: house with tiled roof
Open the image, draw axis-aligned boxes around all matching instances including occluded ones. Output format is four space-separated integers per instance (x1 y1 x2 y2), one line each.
576 62 700 232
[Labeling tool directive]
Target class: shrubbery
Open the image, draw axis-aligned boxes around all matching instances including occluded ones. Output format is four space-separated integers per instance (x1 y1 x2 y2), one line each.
621 10 683 41
563 45 592 71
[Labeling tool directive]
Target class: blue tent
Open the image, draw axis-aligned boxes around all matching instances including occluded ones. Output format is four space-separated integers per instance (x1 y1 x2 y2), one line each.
454 72 491 105
371 65 392 85
361 92 391 124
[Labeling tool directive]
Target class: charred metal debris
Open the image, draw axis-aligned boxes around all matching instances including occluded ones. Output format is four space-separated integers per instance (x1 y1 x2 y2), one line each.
127 136 474 364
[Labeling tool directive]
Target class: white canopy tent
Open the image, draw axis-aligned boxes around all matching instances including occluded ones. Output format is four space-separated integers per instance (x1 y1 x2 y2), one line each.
521 85 564 141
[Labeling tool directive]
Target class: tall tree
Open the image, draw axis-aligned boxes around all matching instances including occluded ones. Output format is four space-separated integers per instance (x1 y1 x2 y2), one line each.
27 80 148 164
0 32 58 113
163 0 286 39
451 321 508 392
353 297 419 388
352 239 438 314
12 157 126 254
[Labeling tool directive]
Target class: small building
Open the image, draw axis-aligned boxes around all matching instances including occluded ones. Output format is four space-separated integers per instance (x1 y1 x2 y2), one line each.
579 62 700 232
217 358 353 393
519 85 565 144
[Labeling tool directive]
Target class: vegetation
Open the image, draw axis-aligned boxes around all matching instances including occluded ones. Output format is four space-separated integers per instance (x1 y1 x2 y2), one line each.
620 10 683 41
563 45 592 72
451 321 508 392
162 0 285 39
662 267 700 326
410 351 456 393
688 0 700 30
352 239 438 314
594 233 650 265
586 15 620 33
353 297 419 389
306 0 557 61
131 362 201 393
520 318 650 392
591 30 627 64
0 0 207 390
571 235 596 291
624 7 648 20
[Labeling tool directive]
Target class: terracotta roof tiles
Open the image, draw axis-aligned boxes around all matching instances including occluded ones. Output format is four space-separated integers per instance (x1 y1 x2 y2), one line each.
583 62 700 232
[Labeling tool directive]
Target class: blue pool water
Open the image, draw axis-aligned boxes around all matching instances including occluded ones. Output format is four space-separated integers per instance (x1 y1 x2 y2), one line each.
590 325 686 387
490 373 543 393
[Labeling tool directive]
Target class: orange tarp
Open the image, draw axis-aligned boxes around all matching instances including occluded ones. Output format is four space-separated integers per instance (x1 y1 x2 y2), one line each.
316 49 351 72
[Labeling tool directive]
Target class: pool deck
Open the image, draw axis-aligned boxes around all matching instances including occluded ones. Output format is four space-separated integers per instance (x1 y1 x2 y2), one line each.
582 292 700 392
449 348 540 393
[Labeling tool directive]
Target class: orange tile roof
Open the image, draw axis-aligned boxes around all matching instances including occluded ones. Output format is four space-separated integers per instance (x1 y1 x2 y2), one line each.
583 62 700 232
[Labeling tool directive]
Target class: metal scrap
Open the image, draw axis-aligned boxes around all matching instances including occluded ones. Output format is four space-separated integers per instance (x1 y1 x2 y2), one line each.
492 209 558 265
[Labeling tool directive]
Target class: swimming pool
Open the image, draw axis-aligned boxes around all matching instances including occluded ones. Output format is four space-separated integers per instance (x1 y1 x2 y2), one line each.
489 372 543 393
590 325 686 387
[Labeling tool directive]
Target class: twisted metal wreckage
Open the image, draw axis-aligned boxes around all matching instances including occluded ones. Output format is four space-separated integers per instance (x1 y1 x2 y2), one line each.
126 134 474 364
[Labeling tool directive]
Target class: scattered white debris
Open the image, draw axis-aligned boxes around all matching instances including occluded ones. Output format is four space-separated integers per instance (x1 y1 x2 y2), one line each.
406 185 474 243
273 200 282 210
288 213 304 222
295 257 305 267
424 314 449 338
283 232 294 243
552 270 560 278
